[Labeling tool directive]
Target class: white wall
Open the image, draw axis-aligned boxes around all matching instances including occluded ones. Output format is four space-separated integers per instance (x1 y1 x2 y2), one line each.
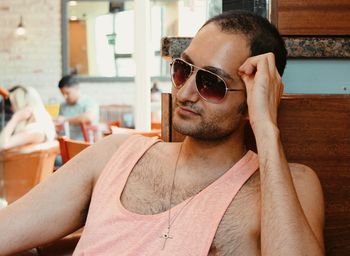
0 0 61 100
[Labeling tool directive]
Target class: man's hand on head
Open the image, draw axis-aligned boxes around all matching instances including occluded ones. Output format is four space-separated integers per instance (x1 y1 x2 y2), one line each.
238 52 284 133
238 53 324 256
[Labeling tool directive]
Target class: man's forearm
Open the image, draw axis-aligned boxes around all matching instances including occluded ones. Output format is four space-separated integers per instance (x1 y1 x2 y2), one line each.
66 113 95 125
255 124 323 255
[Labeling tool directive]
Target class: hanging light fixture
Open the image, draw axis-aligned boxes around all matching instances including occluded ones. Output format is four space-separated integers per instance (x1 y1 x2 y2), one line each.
69 1 77 6
15 15 26 36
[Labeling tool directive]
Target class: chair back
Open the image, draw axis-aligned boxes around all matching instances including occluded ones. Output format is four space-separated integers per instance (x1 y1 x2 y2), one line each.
151 122 161 130
58 136 91 165
0 141 59 204
161 93 350 256
79 121 100 143
110 126 161 138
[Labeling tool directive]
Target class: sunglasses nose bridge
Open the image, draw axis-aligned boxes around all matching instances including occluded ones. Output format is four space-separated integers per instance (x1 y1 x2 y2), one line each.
187 63 196 80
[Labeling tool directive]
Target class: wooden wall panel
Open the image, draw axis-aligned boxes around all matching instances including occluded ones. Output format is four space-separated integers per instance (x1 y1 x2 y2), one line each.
277 0 350 35
162 93 350 255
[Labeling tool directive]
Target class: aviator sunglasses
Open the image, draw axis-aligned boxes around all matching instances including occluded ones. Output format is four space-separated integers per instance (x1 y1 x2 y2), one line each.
170 58 245 104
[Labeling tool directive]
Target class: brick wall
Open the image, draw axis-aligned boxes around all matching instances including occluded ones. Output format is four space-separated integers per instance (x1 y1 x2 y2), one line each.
0 0 62 100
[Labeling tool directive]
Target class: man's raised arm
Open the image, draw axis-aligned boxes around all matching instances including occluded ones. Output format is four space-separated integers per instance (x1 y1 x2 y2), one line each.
239 52 324 255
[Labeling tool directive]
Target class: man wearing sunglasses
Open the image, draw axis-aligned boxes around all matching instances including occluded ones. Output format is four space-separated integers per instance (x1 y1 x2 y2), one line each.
0 11 323 255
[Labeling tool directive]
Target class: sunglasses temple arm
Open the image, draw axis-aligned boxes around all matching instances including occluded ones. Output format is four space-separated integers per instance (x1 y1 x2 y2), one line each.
227 88 246 92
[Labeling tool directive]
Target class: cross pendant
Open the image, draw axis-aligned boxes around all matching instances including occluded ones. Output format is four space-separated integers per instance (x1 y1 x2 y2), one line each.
160 227 173 250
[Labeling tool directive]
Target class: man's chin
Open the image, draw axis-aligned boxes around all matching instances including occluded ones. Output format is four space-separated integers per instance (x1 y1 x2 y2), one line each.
173 122 208 140
67 101 77 105
172 122 190 136
172 118 198 136
173 120 239 142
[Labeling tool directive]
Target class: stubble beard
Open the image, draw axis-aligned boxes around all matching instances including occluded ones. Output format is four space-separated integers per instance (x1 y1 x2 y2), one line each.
172 97 247 141
173 119 240 141
173 108 245 141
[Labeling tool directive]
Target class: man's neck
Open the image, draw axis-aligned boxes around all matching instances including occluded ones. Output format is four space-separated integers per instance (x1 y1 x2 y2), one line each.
177 132 247 185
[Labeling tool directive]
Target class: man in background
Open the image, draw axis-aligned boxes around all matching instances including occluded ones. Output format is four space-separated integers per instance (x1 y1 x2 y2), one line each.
55 75 99 141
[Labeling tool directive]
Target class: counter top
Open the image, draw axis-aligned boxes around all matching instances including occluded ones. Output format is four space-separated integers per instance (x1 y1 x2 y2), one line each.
161 36 350 59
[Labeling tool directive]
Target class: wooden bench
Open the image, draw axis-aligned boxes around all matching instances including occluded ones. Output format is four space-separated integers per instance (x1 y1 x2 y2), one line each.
161 93 350 255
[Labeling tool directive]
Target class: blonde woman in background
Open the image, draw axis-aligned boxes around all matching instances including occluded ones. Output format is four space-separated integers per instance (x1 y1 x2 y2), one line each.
0 86 55 150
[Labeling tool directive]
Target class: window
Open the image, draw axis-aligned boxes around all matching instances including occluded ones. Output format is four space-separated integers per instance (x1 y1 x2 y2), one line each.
62 0 221 81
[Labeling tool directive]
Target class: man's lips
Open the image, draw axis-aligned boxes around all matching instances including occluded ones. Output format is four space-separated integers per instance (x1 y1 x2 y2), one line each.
176 105 200 116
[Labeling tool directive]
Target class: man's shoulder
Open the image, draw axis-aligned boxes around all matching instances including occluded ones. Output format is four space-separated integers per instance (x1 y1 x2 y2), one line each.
288 162 321 187
99 134 162 152
287 162 324 216
80 134 132 181
99 133 133 148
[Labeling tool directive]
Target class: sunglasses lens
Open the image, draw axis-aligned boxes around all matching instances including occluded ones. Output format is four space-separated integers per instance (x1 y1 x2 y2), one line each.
171 59 192 88
196 70 226 103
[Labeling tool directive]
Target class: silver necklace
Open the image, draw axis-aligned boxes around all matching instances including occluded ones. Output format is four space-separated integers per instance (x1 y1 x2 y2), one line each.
160 144 247 250
160 143 196 250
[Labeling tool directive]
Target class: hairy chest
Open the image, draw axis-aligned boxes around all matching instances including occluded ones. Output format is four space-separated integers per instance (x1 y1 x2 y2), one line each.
121 158 261 255
209 173 261 255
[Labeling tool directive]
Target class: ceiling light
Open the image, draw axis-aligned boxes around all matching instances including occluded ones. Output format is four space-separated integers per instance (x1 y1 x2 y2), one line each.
15 16 26 36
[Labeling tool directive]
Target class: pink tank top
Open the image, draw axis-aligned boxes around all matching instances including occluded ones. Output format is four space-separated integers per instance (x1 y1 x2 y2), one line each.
73 135 259 256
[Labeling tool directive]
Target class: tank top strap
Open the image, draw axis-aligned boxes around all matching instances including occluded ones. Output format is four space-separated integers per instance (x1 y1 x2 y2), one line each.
92 134 161 201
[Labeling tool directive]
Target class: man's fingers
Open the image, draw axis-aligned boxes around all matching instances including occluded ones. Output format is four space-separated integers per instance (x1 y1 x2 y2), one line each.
239 53 272 79
239 53 283 102
238 62 256 76
265 52 277 75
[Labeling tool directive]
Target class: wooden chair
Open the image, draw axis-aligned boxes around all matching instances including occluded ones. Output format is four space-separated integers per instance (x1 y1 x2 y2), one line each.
151 122 161 130
161 92 350 256
79 121 100 143
101 120 122 137
0 86 9 98
110 126 161 139
0 141 59 204
58 137 91 165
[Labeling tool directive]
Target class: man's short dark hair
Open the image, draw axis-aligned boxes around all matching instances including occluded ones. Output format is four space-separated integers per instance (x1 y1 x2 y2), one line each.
58 75 79 89
203 10 287 76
